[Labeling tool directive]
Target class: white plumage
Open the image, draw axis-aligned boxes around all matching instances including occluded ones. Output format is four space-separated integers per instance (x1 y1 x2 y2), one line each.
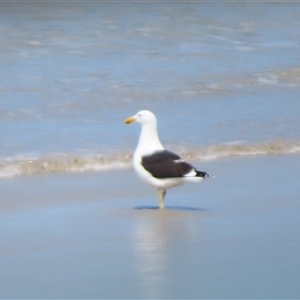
125 110 210 208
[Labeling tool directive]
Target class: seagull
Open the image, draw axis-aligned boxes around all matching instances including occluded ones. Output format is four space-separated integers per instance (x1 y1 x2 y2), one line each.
125 110 210 209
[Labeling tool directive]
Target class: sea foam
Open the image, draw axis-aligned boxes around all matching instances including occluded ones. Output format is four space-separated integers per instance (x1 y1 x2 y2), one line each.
0 139 299 179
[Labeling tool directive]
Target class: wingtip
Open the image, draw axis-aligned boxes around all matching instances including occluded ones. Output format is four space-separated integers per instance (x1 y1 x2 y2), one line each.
206 173 216 179
195 170 215 178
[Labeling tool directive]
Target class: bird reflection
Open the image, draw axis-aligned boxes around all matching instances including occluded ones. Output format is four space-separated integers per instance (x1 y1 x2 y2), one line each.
132 209 203 298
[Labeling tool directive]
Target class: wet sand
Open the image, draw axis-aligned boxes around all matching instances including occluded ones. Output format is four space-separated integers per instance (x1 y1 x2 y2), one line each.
1 155 300 299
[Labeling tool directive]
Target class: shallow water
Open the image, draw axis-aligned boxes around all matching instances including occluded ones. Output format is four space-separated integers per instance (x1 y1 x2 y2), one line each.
0 155 300 298
0 2 300 177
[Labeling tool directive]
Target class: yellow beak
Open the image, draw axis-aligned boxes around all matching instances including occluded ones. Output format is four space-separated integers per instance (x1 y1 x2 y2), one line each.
124 116 136 124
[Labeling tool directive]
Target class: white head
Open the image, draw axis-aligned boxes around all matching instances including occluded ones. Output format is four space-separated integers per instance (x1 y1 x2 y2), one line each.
125 110 164 153
125 110 157 125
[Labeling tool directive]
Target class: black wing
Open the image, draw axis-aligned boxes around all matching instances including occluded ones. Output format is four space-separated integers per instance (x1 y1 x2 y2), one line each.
141 150 195 179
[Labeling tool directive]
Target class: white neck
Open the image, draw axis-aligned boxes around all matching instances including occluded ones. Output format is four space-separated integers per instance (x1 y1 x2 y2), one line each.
136 121 164 155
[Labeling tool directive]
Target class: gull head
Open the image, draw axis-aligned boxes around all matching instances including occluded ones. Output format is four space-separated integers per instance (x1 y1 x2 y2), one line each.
125 110 157 125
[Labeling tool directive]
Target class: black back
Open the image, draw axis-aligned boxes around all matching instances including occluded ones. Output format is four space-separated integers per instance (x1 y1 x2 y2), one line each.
141 150 194 179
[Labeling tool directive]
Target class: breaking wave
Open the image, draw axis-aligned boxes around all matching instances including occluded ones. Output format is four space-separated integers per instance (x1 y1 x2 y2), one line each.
181 138 300 161
0 139 299 179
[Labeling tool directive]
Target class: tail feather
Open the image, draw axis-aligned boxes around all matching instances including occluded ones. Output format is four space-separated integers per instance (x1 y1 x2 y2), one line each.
195 170 211 178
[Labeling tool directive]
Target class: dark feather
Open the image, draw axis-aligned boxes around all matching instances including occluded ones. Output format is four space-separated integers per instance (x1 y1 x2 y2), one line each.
141 150 201 179
195 170 209 178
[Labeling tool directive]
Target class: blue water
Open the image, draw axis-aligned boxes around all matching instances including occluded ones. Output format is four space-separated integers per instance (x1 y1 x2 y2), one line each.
1 3 300 299
0 2 300 176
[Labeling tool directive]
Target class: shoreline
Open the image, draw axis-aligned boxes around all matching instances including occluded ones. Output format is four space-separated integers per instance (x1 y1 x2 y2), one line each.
1 154 300 298
1 139 300 179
